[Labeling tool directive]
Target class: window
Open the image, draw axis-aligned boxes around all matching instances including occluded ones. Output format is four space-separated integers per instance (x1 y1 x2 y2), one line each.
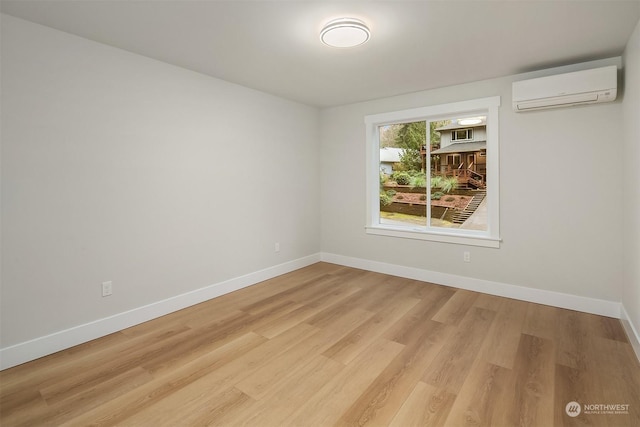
366 96 500 248
446 154 462 167
452 128 473 141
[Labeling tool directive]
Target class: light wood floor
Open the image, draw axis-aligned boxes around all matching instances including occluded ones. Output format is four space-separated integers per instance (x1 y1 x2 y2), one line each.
1 262 639 426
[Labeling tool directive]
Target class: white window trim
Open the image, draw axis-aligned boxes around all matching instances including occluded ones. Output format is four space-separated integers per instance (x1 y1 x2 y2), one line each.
365 96 501 248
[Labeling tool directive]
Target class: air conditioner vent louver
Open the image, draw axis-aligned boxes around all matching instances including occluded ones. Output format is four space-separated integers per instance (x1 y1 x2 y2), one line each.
512 66 617 112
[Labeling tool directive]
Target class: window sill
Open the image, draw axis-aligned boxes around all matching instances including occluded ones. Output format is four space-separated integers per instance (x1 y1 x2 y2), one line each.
365 225 501 248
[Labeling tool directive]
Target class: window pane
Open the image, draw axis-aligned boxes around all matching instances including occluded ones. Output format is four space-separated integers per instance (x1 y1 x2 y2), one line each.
429 116 487 231
378 122 427 227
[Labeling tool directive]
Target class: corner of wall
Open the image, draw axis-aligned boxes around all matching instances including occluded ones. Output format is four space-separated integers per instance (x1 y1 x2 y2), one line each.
621 16 640 365
621 304 640 363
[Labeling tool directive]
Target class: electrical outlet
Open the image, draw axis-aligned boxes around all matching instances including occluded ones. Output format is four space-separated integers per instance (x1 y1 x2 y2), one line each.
275 242 280 253
463 251 471 263
102 281 113 297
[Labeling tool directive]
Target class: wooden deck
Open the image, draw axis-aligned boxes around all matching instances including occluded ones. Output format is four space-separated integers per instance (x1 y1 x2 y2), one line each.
1 262 639 426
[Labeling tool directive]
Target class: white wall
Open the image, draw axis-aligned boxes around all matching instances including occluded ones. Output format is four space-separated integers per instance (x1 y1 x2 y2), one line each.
0 15 320 349
321 58 624 304
622 19 640 352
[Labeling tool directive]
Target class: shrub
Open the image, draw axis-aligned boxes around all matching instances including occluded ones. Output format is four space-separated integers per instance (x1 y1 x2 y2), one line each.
380 193 392 207
393 163 408 172
392 172 411 185
431 192 443 200
441 177 458 193
430 175 443 189
410 174 426 188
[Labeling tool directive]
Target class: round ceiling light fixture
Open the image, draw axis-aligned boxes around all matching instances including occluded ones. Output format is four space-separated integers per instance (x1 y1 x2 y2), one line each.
320 18 370 48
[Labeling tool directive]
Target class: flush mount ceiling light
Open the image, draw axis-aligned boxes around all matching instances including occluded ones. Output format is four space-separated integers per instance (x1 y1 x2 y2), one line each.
320 18 370 48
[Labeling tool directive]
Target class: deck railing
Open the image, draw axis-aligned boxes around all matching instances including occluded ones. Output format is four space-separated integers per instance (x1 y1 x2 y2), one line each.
433 167 486 187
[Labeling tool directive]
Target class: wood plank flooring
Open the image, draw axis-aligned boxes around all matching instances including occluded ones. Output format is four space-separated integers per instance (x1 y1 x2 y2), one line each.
1 262 639 426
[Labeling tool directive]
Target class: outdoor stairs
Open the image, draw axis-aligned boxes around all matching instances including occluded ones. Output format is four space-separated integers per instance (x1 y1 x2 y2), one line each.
452 190 486 224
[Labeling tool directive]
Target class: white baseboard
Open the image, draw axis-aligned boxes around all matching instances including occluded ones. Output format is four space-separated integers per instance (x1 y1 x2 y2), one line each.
0 253 321 370
621 304 640 363
320 252 622 319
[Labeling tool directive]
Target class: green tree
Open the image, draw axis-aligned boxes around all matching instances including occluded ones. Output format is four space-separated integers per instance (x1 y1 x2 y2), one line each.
396 121 426 172
379 124 402 148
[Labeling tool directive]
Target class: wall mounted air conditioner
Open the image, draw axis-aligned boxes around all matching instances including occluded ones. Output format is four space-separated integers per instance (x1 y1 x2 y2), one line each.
512 65 617 112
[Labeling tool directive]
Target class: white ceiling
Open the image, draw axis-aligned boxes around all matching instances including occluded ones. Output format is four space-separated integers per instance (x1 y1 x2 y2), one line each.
2 1 639 108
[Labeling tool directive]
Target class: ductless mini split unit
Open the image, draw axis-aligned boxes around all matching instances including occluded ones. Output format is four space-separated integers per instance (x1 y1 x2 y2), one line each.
512 65 617 112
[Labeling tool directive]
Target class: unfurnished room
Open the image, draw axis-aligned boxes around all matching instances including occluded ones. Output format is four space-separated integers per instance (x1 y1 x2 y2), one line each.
1 1 640 426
